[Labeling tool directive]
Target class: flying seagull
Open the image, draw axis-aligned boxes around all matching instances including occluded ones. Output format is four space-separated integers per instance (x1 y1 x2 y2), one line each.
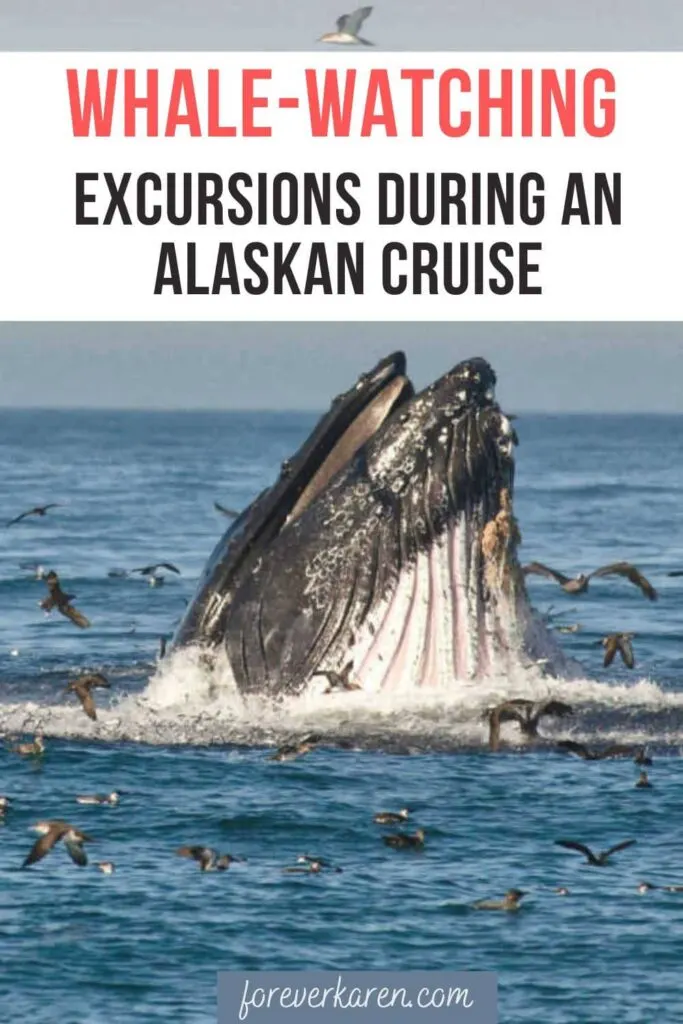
555 838 636 866
522 561 657 600
319 6 374 45
64 673 111 721
22 820 93 869
40 571 90 629
485 698 573 750
7 504 61 527
601 632 635 669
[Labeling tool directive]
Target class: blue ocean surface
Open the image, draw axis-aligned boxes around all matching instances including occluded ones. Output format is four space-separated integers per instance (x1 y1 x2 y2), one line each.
1 409 683 1024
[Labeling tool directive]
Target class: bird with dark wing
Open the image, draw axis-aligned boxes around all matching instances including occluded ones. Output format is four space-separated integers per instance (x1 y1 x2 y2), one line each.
588 563 657 600
22 820 93 869
318 6 374 45
40 571 90 629
485 698 573 750
7 504 61 527
557 740 652 764
176 846 244 872
523 561 657 600
555 838 636 866
131 563 181 577
314 662 363 694
601 632 635 669
64 673 111 721
382 829 425 850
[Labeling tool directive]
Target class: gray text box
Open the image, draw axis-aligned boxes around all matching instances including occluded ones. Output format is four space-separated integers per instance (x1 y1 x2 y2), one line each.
218 971 497 1024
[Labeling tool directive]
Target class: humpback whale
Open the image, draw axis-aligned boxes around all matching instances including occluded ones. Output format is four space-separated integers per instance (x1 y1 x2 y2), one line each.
171 353 568 697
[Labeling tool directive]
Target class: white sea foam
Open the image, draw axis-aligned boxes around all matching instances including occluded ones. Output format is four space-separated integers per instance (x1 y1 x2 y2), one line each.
1 644 683 751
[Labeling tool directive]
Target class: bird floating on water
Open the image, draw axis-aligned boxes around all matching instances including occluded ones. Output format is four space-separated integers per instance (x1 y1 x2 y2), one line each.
472 888 527 911
268 735 321 761
555 838 636 866
65 673 111 721
295 854 343 873
176 846 244 872
7 504 61 527
97 861 116 874
40 571 90 629
76 790 120 806
485 698 573 750
19 561 47 579
522 561 657 600
638 881 683 893
9 734 45 756
319 6 374 45
22 820 93 869
635 771 652 789
383 828 425 850
601 632 635 669
374 809 410 824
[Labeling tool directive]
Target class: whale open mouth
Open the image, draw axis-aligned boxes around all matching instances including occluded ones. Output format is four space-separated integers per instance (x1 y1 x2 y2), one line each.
171 353 569 698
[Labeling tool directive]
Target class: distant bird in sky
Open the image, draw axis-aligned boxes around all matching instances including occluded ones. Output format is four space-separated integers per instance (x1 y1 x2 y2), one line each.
64 673 111 721
214 502 240 518
601 632 635 669
22 820 93 869
319 6 374 45
40 571 90 628
555 838 636 867
522 561 657 600
7 504 61 527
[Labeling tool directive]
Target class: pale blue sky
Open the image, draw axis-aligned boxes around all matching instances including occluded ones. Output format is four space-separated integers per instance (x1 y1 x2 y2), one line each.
0 323 681 411
1 0 682 50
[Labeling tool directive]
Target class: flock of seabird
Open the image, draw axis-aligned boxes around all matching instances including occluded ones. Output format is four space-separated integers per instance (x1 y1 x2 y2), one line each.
3 502 681 904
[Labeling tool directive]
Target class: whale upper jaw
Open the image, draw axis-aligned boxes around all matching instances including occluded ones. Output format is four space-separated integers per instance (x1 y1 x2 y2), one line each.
172 354 572 697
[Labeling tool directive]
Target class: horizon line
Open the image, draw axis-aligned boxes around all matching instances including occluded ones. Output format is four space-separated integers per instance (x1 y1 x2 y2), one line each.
0 406 681 416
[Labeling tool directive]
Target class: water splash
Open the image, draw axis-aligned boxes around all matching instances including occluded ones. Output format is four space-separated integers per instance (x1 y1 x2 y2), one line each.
2 645 683 753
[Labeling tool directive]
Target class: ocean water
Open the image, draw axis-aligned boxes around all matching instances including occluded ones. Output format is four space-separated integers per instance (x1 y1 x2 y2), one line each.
1 408 683 1024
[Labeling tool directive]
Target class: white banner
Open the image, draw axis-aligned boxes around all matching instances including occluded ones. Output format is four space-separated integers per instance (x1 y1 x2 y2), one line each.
0 52 678 320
